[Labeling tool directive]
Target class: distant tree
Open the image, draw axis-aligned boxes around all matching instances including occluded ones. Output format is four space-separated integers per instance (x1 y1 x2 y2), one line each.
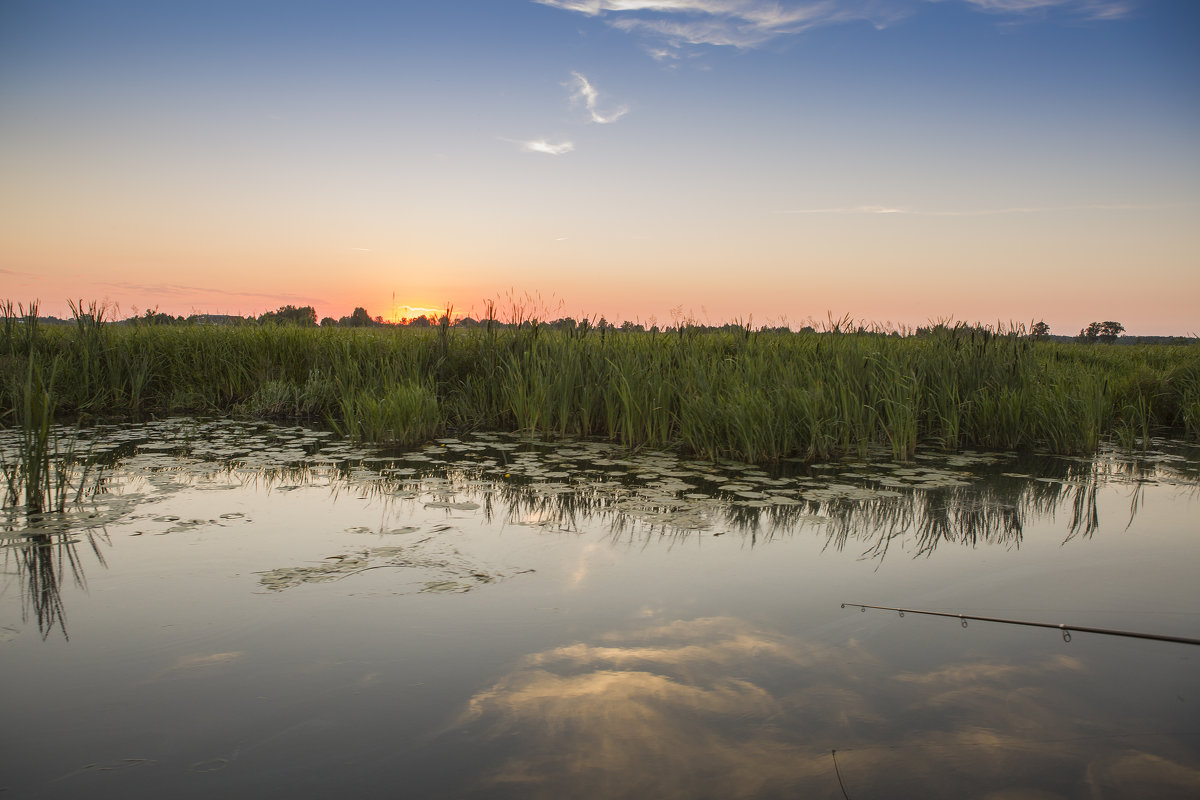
259 304 317 326
138 307 177 325
1078 320 1124 344
341 307 375 327
1031 321 1050 340
319 316 337 327
1098 320 1125 343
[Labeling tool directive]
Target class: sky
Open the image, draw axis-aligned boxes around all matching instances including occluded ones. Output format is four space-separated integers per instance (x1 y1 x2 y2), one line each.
1 0 1197 335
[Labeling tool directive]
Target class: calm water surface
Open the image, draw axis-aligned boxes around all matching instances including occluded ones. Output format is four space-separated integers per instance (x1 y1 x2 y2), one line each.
2 420 1198 799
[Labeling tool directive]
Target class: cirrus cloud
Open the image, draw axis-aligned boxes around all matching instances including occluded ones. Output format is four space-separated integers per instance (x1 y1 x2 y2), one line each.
520 138 576 155
568 72 630 124
781 202 1155 216
535 0 1136 51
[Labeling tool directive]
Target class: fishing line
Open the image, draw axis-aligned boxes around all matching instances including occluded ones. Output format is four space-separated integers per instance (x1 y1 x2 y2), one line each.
843 603 1200 646
830 750 852 800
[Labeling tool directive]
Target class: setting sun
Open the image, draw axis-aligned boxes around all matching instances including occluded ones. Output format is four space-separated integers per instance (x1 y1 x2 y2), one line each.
389 305 452 324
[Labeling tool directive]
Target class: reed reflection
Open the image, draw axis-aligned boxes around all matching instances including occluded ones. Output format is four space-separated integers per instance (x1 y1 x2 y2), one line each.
68 421 1197 566
299 440 1192 564
8 421 1193 640
2 522 109 640
1 455 114 640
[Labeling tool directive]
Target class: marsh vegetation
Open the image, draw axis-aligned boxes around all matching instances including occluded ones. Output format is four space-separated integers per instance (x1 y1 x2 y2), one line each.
3 303 1197 465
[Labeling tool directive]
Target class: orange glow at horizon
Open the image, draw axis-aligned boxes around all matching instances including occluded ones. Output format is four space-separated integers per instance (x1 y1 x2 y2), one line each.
388 304 451 323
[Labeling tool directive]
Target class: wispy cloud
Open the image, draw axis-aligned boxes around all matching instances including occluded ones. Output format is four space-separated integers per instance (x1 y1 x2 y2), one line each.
957 0 1134 21
786 205 907 215
520 138 576 155
536 1 913 49
535 1 1134 51
782 202 1152 216
568 72 630 124
100 280 320 305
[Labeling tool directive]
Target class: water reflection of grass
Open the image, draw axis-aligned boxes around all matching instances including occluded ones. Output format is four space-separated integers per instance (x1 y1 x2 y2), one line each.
3 419 1195 638
2 419 1190 642
4 305 1198 462
69 420 1186 563
2 526 109 640
1 458 117 639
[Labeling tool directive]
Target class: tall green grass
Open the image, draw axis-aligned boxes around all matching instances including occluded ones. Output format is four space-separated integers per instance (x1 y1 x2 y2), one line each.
0 303 94 512
2 305 1198 463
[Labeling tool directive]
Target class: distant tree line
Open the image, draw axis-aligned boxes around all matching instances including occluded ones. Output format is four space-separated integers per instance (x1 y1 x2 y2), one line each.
17 304 1193 345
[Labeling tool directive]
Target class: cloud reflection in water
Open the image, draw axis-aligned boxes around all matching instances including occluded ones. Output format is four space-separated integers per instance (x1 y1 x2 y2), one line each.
446 616 1200 799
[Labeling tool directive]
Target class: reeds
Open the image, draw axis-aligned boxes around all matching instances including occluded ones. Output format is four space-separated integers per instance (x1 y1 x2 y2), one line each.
1 356 93 513
2 304 1197 463
333 381 439 446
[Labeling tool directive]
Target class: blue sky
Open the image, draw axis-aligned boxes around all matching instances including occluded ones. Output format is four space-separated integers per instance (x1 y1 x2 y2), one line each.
2 0 1197 333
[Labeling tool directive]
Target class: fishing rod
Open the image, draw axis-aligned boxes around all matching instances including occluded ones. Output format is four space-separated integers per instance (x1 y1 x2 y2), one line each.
842 603 1200 646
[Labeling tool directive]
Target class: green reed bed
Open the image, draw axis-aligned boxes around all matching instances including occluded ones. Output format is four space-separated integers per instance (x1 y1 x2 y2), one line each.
0 305 95 512
2 311 1198 464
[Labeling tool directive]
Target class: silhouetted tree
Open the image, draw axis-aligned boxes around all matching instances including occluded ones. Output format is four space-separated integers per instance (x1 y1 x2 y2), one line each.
1098 320 1125 343
259 305 317 326
1078 320 1124 344
1031 321 1050 340
341 307 375 327
137 307 178 325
